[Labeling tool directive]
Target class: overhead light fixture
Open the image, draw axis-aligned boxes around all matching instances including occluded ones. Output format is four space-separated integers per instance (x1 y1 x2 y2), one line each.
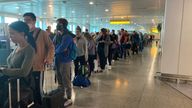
105 9 109 12
89 1 94 5
72 11 75 14
16 7 19 9
86 15 89 17
121 17 124 19
49 5 52 8
18 13 22 15
96 17 99 20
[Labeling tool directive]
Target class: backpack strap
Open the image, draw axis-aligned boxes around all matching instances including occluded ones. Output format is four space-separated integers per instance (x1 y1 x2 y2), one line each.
34 29 41 41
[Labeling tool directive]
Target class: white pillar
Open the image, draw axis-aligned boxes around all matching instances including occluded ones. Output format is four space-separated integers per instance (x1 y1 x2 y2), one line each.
161 0 192 76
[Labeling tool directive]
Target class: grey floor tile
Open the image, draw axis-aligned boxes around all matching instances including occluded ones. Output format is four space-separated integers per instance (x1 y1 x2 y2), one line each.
44 45 192 108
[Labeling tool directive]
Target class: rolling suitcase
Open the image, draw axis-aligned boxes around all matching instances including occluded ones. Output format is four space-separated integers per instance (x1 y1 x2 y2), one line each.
8 78 34 108
42 65 66 108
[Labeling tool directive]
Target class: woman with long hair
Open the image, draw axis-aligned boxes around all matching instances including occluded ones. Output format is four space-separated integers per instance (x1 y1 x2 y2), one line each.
0 21 36 107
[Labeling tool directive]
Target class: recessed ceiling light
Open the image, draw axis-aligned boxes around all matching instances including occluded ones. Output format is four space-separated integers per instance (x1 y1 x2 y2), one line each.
62 16 64 17
16 7 19 9
49 5 52 8
89 1 94 5
72 11 75 14
105 9 109 12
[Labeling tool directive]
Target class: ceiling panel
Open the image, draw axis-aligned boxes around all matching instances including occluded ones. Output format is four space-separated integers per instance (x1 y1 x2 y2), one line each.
0 0 165 31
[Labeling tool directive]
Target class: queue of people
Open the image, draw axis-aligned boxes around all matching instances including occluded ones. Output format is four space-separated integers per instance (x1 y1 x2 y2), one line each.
0 12 150 108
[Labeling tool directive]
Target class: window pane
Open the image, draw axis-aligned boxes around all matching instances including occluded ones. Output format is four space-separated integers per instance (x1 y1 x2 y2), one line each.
4 17 18 24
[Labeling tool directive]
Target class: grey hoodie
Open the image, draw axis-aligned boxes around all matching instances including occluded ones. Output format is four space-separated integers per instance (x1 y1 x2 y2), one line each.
76 35 87 57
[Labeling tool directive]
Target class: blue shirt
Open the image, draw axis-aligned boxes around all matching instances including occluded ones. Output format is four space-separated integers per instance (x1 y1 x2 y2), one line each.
55 34 73 63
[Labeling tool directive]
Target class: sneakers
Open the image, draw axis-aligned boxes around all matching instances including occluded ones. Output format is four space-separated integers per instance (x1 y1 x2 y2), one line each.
64 99 72 107
108 65 112 70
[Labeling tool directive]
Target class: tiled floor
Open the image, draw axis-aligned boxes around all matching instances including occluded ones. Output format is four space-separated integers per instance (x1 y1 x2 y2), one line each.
44 44 192 108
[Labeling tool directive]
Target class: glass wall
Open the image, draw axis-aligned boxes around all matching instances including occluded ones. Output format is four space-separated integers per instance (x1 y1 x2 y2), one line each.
72 25 76 34
68 25 72 31
4 17 18 24
36 21 43 29
82 26 86 32
0 16 2 23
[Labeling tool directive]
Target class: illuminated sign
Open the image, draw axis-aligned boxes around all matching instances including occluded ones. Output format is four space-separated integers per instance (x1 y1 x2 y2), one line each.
151 27 159 33
110 20 131 25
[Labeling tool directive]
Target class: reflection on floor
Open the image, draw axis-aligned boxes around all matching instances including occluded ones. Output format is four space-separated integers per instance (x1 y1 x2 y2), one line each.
166 82 192 100
44 44 192 108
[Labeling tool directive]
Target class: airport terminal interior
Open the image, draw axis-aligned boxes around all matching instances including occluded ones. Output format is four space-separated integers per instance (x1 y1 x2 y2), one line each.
1 0 192 108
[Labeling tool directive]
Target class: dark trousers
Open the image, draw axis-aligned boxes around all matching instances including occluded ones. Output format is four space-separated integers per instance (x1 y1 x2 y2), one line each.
98 49 107 70
74 56 86 76
132 43 139 54
32 71 43 105
113 46 119 60
0 76 8 108
88 55 95 76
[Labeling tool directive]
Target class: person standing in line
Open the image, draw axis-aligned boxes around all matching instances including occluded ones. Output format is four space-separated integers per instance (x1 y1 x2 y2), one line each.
107 29 113 69
54 18 75 107
96 28 110 72
23 12 55 106
111 30 119 60
87 34 96 77
74 26 87 76
131 31 140 55
120 29 127 59
0 21 36 108
46 26 55 41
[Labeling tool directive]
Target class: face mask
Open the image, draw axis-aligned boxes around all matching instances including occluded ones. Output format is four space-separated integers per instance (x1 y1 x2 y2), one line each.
56 24 64 31
27 23 33 30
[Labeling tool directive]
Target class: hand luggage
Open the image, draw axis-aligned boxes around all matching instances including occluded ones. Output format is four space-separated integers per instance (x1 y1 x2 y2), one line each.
73 65 91 87
42 65 66 108
73 75 91 87
8 78 34 108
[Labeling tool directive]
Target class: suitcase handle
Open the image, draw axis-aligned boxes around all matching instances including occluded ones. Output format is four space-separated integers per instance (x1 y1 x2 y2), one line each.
44 64 58 94
8 78 20 108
